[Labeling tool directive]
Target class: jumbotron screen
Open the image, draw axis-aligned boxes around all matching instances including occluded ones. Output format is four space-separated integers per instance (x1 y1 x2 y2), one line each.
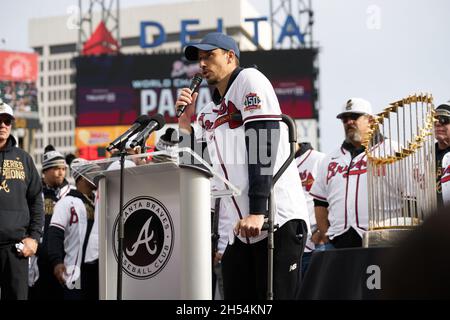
75 49 317 127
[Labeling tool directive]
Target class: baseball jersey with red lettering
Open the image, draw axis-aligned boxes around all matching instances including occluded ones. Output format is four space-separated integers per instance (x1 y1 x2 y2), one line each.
310 146 369 239
309 139 400 239
296 148 325 252
49 193 95 289
194 67 309 245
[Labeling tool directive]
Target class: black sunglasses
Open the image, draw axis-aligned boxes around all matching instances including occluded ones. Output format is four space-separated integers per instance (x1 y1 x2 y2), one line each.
0 118 13 126
341 113 362 122
435 116 450 125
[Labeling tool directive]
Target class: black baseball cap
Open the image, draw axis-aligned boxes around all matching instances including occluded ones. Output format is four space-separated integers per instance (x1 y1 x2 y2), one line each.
436 102 450 118
184 32 240 61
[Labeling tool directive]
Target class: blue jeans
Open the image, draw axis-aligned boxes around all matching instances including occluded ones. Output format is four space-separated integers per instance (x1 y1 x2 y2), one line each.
314 242 335 251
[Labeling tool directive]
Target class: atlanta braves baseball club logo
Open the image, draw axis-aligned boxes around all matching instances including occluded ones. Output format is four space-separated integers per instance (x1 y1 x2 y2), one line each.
113 196 174 280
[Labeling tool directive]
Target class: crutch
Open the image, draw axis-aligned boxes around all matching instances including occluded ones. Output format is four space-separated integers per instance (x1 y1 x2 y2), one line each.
263 114 297 300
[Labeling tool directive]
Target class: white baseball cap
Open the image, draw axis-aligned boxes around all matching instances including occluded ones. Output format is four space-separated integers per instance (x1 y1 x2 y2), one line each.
336 98 372 119
0 98 15 119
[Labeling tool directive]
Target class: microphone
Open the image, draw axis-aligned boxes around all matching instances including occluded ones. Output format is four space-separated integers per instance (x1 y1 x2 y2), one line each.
106 115 151 152
129 113 166 149
176 73 203 118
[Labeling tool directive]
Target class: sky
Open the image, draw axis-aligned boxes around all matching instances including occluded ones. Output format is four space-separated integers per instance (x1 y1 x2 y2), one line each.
1 0 449 153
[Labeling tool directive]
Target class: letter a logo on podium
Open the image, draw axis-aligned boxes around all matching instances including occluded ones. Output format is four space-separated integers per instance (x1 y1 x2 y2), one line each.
113 196 174 280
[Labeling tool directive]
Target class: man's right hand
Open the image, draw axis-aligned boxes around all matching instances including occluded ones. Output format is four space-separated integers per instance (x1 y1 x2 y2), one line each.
311 229 329 245
176 88 198 133
53 263 67 285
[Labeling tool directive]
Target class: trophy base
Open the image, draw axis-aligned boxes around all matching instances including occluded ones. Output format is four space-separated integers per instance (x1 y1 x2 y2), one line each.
362 229 412 248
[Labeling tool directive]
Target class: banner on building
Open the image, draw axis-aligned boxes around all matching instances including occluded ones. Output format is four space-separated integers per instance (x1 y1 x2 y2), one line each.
75 49 318 128
0 51 40 129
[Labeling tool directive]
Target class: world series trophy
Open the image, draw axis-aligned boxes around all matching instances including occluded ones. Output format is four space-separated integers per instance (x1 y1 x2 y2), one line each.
362 93 437 247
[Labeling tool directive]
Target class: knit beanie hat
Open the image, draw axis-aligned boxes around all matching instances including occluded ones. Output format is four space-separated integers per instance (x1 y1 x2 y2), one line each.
70 158 100 183
42 145 67 171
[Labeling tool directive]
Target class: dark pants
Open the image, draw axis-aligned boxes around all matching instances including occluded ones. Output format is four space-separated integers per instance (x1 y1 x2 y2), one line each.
330 227 362 248
221 219 307 300
0 245 29 300
301 251 313 279
63 261 99 300
29 258 64 300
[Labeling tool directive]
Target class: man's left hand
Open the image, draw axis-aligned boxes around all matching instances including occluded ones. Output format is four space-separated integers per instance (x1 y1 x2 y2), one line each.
234 214 265 238
20 237 38 257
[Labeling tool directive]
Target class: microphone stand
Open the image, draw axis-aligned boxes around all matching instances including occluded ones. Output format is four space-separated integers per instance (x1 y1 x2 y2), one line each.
266 114 297 300
116 143 127 300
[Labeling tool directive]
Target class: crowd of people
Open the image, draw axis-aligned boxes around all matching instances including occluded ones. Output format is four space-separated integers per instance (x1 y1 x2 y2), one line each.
1 32 449 300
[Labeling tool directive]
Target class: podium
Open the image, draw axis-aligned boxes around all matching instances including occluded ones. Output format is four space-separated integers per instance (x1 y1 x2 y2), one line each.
73 149 239 300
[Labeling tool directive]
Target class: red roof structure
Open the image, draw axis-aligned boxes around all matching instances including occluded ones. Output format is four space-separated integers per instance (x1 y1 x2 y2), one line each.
82 21 120 55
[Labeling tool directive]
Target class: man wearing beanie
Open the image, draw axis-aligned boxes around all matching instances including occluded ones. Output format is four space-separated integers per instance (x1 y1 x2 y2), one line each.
29 145 73 300
0 99 43 300
435 102 450 207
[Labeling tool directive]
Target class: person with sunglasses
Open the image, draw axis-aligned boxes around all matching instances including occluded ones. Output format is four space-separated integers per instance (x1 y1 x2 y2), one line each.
435 102 450 207
310 98 380 248
0 99 44 299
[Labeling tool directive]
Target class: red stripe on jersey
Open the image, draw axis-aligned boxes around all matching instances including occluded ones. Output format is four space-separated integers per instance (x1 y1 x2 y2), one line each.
442 175 450 184
355 171 360 228
310 192 327 201
348 169 367 175
213 136 248 243
344 171 349 230
244 115 282 123
297 149 313 168
50 222 66 231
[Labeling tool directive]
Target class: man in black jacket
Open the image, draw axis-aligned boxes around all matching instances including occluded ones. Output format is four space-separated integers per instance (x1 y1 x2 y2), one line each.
0 99 44 300
29 145 72 300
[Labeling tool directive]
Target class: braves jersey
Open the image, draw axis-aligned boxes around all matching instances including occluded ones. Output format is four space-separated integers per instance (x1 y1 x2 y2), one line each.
194 68 309 245
295 148 325 252
310 139 400 239
49 192 95 289
441 152 450 207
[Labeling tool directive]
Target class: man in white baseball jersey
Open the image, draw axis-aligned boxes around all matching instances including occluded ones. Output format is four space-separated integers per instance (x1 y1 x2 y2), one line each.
295 142 325 276
434 102 450 207
47 158 98 300
310 98 374 248
176 32 309 299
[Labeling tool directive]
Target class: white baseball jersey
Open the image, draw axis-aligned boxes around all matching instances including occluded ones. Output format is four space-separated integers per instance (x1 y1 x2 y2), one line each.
295 148 325 252
310 140 400 239
195 68 309 245
50 193 95 289
441 152 450 207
